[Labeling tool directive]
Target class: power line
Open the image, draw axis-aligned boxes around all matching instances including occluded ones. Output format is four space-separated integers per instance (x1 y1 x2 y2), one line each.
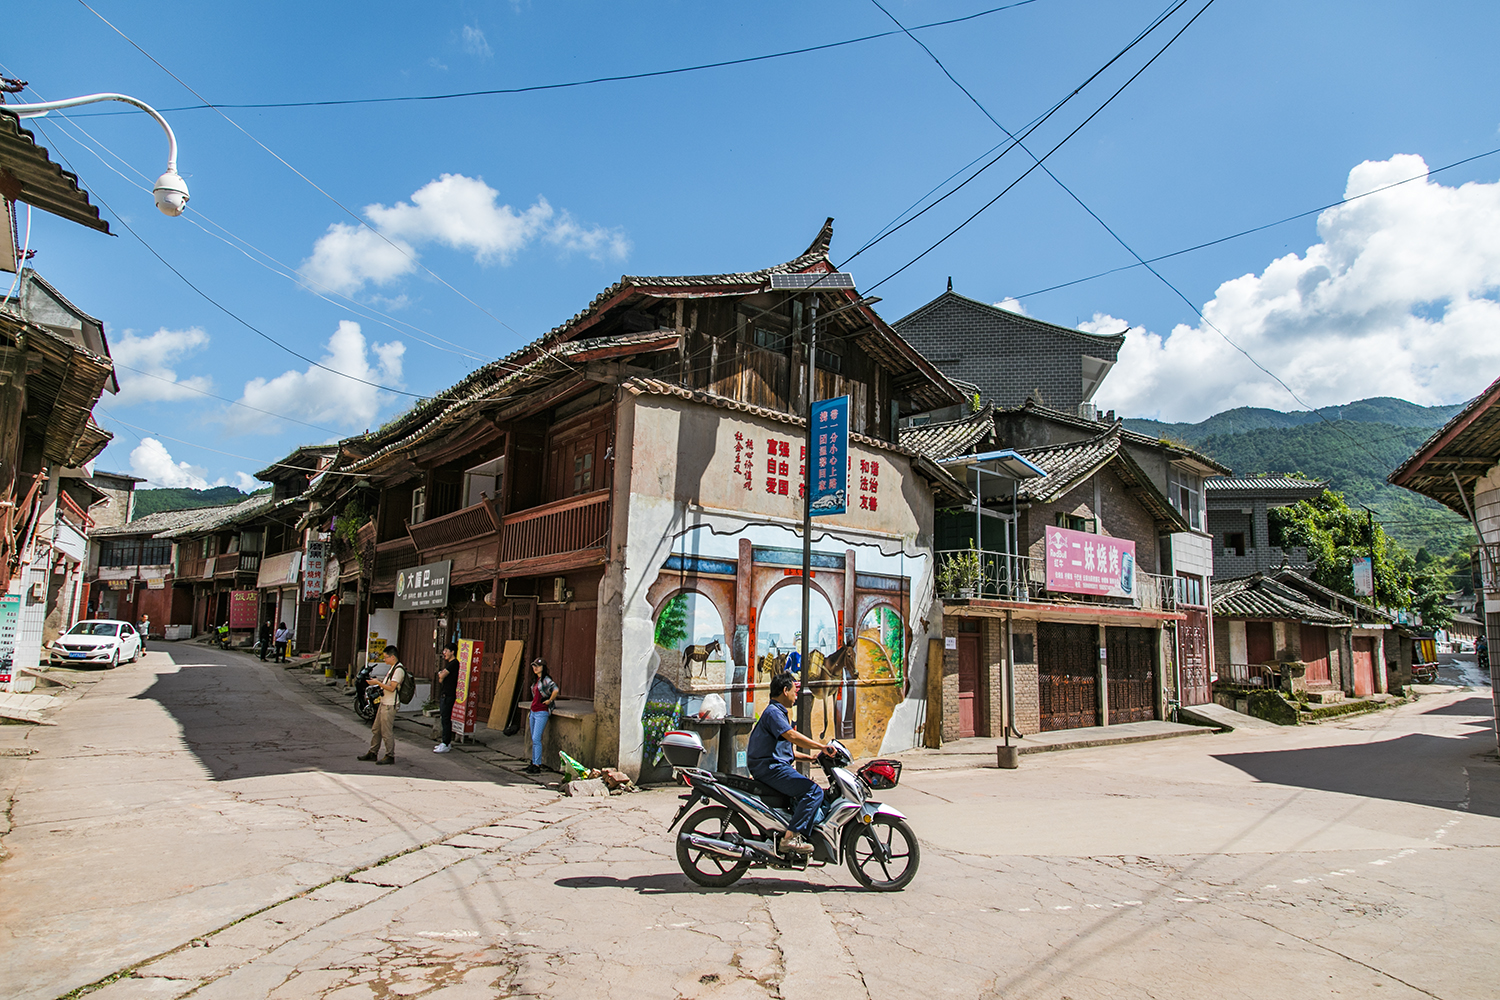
1011 144 1500 300
63 3 1048 115
95 410 369 478
112 363 340 434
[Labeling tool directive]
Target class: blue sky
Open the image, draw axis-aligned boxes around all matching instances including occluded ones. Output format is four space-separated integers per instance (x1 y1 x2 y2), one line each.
7 1 1500 488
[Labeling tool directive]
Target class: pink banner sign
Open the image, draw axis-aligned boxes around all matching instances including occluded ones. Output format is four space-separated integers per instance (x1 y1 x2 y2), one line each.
1044 526 1136 600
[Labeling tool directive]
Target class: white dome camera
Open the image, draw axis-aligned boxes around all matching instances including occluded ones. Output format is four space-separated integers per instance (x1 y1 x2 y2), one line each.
153 169 190 217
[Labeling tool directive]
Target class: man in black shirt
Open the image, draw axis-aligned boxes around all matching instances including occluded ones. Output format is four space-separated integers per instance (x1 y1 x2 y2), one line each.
748 673 835 855
434 641 460 753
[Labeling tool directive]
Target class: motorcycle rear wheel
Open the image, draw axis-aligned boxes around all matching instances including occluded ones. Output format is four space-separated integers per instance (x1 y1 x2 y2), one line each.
354 690 378 723
845 815 920 891
677 807 752 888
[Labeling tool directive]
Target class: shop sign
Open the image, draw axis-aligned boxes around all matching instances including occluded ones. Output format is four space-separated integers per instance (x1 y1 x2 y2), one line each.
146 578 166 590
1044 526 1136 600
394 560 451 611
106 580 129 590
323 557 341 592
302 538 326 600
810 396 848 515
0 594 19 687
229 590 260 628
453 638 484 737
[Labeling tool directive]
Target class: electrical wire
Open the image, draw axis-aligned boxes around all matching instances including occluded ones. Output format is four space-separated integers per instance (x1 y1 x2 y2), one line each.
65 3 1048 115
94 409 370 477
111 362 340 434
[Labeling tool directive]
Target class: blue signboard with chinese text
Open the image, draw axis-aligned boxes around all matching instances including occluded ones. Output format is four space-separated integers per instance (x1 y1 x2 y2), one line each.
810 396 849 515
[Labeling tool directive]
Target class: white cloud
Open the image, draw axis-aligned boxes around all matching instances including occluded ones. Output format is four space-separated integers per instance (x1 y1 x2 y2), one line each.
993 297 1028 316
1095 154 1500 422
110 327 212 406
222 471 259 491
299 174 628 295
225 321 404 434
461 25 492 57
129 438 208 489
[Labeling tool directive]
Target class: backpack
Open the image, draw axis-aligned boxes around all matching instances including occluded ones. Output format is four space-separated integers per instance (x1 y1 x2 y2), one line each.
397 667 416 705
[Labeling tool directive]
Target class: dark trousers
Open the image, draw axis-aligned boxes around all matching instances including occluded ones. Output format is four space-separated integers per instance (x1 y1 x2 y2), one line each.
753 761 824 836
439 688 457 744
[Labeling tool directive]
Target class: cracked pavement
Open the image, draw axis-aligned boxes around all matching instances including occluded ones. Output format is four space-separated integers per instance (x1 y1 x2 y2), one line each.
1 646 1497 1000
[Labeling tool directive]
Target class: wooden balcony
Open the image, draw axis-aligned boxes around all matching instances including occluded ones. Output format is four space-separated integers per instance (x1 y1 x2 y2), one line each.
212 551 261 578
407 498 501 554
177 553 211 581
496 489 610 576
371 537 420 591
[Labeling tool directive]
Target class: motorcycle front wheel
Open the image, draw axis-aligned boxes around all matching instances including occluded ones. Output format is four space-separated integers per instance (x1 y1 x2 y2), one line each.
845 815 920 891
676 807 752 888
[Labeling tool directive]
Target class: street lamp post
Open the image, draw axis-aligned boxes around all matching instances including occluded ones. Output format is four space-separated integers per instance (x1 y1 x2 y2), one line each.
5 92 189 216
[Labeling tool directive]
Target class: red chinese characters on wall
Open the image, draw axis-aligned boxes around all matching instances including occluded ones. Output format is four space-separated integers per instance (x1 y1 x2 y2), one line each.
741 435 754 491
857 458 880 512
764 437 795 496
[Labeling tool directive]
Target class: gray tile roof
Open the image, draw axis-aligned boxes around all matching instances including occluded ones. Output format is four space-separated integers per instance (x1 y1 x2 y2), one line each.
92 505 235 538
1205 476 1327 494
157 494 281 538
1211 574 1350 625
899 406 994 460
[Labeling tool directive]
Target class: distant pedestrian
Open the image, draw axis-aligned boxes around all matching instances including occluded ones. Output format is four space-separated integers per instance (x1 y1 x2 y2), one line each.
274 622 290 662
357 649 404 765
259 620 272 661
137 614 150 651
434 641 459 754
525 657 559 774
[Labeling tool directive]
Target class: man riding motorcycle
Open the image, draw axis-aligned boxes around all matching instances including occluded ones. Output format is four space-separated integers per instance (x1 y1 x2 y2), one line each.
747 673 835 856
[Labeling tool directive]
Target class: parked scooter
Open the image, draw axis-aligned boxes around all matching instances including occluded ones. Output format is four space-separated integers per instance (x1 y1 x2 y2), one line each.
663 731 919 891
350 660 380 722
214 624 232 652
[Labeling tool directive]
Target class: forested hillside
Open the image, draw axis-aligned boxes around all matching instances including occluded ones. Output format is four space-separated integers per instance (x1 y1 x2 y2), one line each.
132 486 266 519
1124 397 1474 559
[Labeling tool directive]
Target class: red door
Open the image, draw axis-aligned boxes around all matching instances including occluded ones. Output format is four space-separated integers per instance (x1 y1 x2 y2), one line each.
957 634 981 739
1245 621 1274 666
1299 625 1330 686
1352 637 1376 696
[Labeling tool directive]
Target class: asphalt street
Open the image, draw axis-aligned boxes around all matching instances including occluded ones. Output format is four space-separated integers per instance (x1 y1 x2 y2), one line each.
1 646 1497 1000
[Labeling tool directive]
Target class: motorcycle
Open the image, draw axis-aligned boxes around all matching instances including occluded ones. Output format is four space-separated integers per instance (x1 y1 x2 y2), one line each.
662 730 919 891
350 660 380 722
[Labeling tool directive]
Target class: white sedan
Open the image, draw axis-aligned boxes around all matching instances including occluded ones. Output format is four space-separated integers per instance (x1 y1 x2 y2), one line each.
47 620 143 668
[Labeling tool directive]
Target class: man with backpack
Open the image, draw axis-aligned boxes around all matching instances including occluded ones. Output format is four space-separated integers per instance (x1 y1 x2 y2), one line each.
357 648 406 765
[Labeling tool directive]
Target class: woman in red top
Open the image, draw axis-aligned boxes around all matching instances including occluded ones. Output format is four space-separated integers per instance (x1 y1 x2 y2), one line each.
526 658 559 774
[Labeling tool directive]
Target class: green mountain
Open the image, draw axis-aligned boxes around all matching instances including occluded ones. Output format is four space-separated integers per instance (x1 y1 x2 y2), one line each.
132 486 267 519
1124 398 1474 560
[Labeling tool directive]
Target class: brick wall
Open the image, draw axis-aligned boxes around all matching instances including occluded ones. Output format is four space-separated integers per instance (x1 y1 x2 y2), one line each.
1024 467 1160 574
941 644 961 743
894 294 1121 411
1011 619 1040 734
984 618 1004 737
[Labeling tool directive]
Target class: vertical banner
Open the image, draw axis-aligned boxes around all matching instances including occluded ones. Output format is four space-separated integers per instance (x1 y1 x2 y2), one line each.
810 395 849 515
302 537 327 600
228 589 259 628
454 638 484 737
0 594 20 689
1351 557 1374 597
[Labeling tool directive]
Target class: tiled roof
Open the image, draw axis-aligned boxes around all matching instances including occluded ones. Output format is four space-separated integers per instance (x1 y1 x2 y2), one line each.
158 494 281 538
92 505 235 538
1389 371 1500 515
1005 401 1231 475
899 406 994 460
1211 574 1350 625
892 291 1127 350
1205 476 1327 493
1014 427 1189 530
1272 569 1392 624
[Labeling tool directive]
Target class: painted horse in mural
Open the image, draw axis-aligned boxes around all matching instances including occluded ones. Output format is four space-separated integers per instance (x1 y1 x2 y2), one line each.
763 643 858 739
683 639 722 680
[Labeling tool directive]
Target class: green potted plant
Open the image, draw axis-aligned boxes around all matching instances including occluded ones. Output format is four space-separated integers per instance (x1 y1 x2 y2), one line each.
938 542 984 598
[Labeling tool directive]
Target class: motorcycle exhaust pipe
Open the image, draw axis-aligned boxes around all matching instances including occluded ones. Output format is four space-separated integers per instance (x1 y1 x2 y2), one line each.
680 833 747 860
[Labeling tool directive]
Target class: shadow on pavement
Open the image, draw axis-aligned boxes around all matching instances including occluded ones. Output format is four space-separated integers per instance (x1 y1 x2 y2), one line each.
1213 721 1500 818
554 873 862 895
1418 695 1496 717
133 660 525 785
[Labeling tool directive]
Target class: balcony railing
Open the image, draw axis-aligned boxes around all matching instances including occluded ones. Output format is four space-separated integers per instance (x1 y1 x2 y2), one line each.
58 491 94 532
373 537 420 579
1218 662 1279 688
407 498 500 553
499 489 610 564
212 551 261 577
178 553 210 580
936 548 1178 612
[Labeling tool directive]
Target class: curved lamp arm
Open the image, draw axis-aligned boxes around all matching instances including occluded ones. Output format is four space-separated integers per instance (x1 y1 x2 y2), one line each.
6 92 188 216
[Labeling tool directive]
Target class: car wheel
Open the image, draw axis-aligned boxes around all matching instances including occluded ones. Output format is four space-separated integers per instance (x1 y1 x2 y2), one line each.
109 649 120 669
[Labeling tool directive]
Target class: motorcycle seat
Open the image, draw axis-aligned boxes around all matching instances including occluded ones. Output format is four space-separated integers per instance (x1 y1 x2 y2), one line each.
714 771 794 810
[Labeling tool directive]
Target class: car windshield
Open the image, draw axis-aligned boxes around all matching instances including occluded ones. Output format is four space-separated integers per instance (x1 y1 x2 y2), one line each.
68 623 121 637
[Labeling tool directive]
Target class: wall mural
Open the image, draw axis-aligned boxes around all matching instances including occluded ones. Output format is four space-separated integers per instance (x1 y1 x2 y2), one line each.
641 521 916 772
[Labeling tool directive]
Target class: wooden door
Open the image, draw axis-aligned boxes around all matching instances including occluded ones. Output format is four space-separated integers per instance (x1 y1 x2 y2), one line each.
1299 625 1330 686
561 604 597 701
1178 610 1210 705
1245 621 1274 666
1352 637 1376 697
1038 622 1098 731
538 607 564 704
957 634 981 739
1106 627 1157 724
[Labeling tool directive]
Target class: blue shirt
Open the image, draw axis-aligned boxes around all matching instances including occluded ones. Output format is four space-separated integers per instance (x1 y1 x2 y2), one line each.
748 701 794 773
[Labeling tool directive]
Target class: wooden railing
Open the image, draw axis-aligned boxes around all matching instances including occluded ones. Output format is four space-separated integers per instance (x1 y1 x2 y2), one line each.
212 551 261 577
374 537 420 579
407 498 500 553
499 489 609 563
178 552 210 580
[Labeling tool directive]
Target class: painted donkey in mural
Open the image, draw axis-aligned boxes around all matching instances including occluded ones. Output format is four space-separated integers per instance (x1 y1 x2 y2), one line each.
683 639 722 680
763 643 857 738
663 731 917 890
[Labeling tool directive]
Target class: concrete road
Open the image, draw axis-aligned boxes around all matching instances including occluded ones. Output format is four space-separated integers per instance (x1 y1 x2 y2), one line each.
2 647 1498 1000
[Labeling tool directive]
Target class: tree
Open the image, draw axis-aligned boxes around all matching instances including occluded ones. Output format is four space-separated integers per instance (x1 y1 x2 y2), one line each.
1269 489 1454 628
654 594 689 649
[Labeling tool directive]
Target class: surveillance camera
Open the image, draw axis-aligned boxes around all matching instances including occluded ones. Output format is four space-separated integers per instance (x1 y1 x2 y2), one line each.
153 169 189 217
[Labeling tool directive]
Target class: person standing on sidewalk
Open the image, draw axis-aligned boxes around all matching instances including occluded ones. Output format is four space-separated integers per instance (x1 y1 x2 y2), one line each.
433 641 459 754
357 649 404 765
525 657 559 774
274 622 290 662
